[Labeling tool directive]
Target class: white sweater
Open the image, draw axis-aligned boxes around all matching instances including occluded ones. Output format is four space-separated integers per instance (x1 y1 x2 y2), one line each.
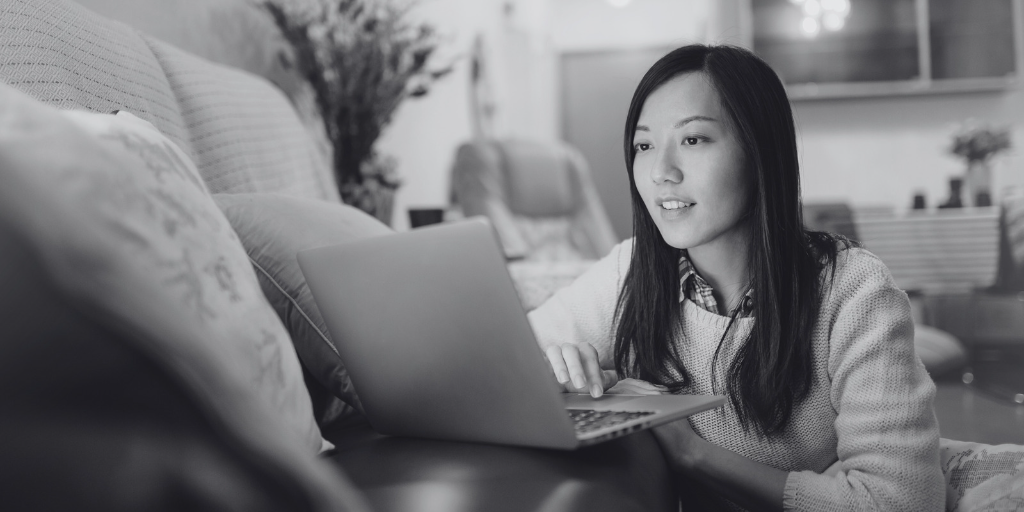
527 240 944 511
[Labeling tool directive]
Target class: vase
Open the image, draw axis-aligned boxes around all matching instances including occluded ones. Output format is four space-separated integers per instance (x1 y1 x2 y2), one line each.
370 185 395 226
939 177 964 209
964 160 993 207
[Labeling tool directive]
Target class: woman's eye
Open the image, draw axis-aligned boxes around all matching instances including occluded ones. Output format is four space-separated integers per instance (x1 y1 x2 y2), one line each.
682 136 702 146
634 143 651 152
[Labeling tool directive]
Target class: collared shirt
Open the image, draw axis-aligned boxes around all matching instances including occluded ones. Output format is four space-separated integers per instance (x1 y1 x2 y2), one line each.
678 251 755 318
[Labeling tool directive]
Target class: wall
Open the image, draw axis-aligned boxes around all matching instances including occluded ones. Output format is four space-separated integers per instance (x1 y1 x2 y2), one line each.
377 0 557 230
795 88 1024 211
551 0 730 239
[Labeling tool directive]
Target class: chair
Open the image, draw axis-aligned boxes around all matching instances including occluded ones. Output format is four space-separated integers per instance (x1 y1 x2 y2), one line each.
450 138 619 261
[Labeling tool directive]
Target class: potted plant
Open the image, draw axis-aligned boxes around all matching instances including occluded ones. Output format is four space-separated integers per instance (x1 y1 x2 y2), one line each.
949 122 1012 207
264 0 451 224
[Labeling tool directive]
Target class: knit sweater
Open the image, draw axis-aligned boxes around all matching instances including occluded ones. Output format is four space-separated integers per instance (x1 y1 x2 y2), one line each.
527 239 944 511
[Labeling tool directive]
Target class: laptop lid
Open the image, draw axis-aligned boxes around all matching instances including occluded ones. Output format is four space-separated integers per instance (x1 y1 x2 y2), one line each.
298 218 580 449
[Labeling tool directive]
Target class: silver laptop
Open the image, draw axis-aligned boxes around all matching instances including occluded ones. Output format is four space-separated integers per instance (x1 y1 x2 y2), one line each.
297 218 724 449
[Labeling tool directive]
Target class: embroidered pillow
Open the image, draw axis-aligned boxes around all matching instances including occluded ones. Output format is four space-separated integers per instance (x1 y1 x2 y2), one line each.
0 83 325 454
212 193 392 425
941 437 1024 511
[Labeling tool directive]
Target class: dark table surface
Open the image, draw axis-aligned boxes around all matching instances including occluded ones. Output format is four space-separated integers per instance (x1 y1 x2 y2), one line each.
324 423 677 512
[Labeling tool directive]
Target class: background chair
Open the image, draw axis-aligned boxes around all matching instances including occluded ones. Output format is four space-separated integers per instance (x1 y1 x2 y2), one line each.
451 138 619 262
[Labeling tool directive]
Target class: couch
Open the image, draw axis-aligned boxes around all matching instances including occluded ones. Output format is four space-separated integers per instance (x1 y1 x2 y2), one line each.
0 1 673 511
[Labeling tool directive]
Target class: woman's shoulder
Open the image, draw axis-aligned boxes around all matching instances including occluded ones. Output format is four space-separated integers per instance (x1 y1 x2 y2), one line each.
817 242 909 325
827 244 894 289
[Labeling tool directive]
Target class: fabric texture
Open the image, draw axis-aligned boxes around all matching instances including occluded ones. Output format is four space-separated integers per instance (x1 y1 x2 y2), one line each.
71 0 338 202
0 85 325 455
678 251 754 317
0 212 368 512
940 438 1024 512
212 193 392 424
0 0 191 158
147 37 338 201
451 138 620 261
528 240 944 511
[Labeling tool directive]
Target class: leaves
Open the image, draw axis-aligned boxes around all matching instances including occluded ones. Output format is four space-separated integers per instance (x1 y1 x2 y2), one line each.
950 122 1012 163
262 0 452 205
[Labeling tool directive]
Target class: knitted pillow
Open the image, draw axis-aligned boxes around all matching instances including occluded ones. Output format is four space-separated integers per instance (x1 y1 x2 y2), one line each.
941 438 1024 511
212 193 392 425
0 84 325 454
146 37 338 201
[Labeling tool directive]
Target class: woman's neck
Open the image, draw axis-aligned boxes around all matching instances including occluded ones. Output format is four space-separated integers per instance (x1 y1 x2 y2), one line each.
686 223 752 314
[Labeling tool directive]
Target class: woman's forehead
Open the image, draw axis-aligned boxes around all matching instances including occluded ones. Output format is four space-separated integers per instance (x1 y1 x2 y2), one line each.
637 72 726 126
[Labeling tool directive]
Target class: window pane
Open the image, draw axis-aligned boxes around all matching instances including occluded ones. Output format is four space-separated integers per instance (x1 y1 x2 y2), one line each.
753 0 920 85
929 0 1016 80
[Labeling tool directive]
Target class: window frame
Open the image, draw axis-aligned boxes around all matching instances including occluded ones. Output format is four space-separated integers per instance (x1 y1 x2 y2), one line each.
753 0 1024 100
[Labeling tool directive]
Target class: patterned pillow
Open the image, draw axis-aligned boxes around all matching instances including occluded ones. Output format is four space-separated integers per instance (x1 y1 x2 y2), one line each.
941 438 1024 511
212 193 392 426
0 83 325 454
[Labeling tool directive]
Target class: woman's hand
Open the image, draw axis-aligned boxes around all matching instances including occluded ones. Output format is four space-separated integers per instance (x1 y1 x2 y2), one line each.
651 417 707 473
606 378 669 395
544 342 617 397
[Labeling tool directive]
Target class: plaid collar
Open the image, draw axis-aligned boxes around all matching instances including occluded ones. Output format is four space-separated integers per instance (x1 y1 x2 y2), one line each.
678 251 754 317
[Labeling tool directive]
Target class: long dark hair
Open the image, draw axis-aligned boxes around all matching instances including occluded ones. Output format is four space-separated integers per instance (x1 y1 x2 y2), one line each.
614 44 848 436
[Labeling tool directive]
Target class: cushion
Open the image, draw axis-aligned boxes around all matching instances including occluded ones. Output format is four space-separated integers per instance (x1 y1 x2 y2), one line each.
0 83 324 454
0 0 191 157
212 193 392 421
147 37 339 201
940 437 1024 511
0 210 368 512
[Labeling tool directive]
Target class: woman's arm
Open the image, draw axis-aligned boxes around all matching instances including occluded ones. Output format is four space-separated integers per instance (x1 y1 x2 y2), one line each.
781 249 943 511
653 419 788 512
656 249 944 512
527 239 633 394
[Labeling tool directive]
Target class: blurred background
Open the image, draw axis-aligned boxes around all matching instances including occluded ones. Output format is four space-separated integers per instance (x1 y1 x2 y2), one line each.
374 0 1024 234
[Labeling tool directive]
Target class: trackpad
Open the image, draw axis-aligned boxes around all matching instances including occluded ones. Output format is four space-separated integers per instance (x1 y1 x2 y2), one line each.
562 393 648 411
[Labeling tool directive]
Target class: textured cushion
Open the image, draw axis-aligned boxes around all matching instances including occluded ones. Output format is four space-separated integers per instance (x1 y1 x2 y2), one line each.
0 0 191 158
0 84 324 454
213 193 392 421
71 0 338 200
940 438 1024 511
147 37 339 201
0 213 368 512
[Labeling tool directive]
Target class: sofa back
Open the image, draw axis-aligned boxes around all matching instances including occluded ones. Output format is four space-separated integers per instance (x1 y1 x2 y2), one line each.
0 0 339 202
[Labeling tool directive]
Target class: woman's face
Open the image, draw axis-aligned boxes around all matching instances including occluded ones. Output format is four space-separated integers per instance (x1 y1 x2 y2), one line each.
632 72 752 252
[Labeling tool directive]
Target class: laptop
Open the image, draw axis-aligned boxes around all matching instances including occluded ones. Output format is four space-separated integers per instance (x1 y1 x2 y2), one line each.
297 218 725 449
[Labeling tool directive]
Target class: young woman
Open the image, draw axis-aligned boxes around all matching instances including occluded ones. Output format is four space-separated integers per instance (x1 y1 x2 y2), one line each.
528 45 943 511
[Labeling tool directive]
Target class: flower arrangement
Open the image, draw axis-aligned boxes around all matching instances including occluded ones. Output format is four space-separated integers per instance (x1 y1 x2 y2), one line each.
264 0 451 222
949 122 1012 163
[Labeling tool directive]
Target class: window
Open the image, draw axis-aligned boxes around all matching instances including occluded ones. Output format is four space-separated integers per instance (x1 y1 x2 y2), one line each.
752 0 1023 99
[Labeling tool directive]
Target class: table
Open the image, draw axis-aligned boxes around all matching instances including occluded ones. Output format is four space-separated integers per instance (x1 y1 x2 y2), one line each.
325 424 677 512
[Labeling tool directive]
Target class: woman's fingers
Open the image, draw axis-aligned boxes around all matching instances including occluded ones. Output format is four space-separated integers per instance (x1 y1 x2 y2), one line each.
576 343 605 398
544 342 611 397
600 369 619 391
559 343 587 391
544 345 571 385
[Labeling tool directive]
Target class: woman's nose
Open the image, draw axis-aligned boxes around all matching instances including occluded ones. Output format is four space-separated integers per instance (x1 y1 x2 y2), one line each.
650 149 683 184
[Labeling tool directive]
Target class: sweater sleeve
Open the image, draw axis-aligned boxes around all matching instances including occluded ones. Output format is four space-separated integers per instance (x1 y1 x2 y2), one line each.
783 248 943 511
526 239 633 369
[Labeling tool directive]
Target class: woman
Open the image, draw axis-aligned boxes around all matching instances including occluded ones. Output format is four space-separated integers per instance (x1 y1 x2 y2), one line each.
528 45 943 511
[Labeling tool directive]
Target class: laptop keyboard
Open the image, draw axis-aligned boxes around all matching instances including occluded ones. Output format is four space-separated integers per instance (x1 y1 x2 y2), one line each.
568 409 656 435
